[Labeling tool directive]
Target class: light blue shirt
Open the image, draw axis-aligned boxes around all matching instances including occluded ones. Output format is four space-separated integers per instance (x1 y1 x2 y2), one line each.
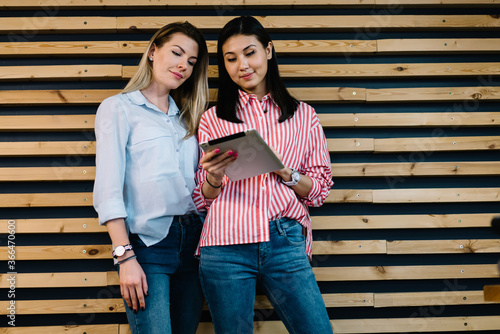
93 90 198 246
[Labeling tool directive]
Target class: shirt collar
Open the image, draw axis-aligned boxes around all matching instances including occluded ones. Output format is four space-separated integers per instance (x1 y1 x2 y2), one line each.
125 90 180 116
238 89 273 108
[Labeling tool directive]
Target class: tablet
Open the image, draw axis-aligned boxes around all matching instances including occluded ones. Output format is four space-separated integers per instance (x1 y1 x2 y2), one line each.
199 129 285 181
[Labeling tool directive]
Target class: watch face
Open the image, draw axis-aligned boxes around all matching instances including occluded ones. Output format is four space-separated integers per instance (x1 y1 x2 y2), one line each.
115 246 125 257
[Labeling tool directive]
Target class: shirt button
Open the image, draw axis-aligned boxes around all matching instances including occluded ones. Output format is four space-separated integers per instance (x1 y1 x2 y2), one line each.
176 149 180 152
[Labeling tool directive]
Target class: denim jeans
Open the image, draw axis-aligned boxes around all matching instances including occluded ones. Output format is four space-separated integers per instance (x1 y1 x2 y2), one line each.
199 218 333 334
124 213 204 334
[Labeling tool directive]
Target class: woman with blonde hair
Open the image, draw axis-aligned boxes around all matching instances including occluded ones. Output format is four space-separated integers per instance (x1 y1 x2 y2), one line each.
93 21 209 334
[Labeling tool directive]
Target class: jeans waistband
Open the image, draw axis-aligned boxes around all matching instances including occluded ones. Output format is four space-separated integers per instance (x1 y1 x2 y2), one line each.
175 212 201 225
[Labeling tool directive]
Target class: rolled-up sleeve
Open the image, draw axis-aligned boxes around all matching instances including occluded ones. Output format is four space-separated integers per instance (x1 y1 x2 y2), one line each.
93 97 130 225
299 114 334 207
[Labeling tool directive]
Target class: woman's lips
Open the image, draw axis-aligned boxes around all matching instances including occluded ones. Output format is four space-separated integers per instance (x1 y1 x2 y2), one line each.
171 71 183 79
241 72 253 80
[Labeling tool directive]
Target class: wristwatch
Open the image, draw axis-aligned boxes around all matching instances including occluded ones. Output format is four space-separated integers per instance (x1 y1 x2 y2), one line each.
282 168 301 187
112 244 133 258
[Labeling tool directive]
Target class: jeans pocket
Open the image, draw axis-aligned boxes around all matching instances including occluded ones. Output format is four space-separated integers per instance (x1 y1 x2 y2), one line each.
281 219 305 246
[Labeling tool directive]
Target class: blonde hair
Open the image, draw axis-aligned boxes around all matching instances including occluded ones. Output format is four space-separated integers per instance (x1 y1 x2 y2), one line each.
122 22 209 138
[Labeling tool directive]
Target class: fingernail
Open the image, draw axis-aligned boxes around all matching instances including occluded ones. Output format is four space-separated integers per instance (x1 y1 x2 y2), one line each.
134 309 138 314
214 148 220 154
146 291 149 296
141 307 145 311
233 153 238 158
228 151 233 156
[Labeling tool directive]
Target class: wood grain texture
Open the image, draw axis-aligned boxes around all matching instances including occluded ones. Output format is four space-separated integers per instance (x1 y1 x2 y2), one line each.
374 290 497 308
332 161 500 177
0 141 95 156
0 218 103 233
0 167 95 181
0 193 92 208
311 213 498 229
313 264 499 281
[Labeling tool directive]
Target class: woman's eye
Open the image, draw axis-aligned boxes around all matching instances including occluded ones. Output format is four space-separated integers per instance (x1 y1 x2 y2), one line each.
226 58 236 62
188 60 196 66
172 51 181 56
246 50 255 57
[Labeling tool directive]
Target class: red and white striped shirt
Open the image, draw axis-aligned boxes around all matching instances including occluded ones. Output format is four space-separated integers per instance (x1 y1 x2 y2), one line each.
193 90 333 257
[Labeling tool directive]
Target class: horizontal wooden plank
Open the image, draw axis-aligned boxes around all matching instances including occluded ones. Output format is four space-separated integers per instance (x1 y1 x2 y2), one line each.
0 141 95 156
332 161 500 177
0 115 95 131
0 65 122 80
373 187 500 203
0 325 119 334
0 245 112 260
0 299 125 315
0 39 376 56
0 166 95 181
0 293 372 316
288 87 366 102
333 316 500 333
387 239 500 254
0 218 103 233
3 162 498 183
1 112 497 132
311 213 498 229
313 240 387 254
374 136 500 152
327 138 374 152
326 189 374 203
0 193 92 208
0 88 364 105
378 38 500 52
0 17 116 34
7 15 500 34
0 89 120 105
374 290 497 308
2 0 499 9
2 87 499 105
8 136 495 158
319 112 500 127
367 86 500 102
484 285 500 302
313 264 499 281
124 62 500 79
0 272 107 288
116 15 500 31
326 188 500 203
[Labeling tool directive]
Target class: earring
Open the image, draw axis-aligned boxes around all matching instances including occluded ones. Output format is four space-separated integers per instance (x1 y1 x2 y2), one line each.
149 57 153 61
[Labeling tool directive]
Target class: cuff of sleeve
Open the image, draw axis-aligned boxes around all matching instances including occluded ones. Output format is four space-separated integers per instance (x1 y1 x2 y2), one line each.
303 176 321 203
96 200 127 225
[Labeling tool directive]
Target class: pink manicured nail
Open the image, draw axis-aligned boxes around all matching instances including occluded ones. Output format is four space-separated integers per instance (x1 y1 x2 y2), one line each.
233 153 238 158
228 151 234 156
214 148 220 154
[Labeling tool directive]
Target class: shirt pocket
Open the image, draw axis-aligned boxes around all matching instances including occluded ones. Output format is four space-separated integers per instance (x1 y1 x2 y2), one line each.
129 128 179 182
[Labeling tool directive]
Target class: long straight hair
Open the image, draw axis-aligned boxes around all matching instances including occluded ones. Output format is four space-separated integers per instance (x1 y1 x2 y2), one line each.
123 21 209 138
216 16 298 123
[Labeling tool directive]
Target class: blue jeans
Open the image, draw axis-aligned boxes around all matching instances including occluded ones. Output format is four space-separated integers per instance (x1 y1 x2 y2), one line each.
124 213 204 334
199 218 333 334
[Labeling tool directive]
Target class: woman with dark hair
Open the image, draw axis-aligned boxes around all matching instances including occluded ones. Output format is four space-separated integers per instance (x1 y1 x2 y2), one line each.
193 16 334 334
93 21 209 334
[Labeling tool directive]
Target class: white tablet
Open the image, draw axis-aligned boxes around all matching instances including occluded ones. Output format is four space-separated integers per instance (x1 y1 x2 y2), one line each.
199 129 285 181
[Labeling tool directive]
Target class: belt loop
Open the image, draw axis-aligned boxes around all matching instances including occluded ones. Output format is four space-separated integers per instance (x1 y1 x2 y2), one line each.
275 219 284 236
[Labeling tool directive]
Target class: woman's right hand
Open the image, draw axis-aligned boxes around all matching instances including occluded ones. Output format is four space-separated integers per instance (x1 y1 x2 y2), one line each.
118 256 148 313
201 148 237 185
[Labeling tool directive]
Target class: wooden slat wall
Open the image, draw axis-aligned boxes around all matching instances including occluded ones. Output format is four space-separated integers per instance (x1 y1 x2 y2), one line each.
1 1 500 333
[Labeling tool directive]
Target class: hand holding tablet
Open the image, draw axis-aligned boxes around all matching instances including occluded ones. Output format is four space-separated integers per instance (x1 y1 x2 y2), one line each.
199 129 284 181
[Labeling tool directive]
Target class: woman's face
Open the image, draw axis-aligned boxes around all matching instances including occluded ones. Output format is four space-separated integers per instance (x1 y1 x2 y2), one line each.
222 34 272 99
149 32 199 91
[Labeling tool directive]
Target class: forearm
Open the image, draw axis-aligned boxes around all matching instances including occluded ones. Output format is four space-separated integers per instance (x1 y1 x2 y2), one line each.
105 218 134 259
202 173 223 199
